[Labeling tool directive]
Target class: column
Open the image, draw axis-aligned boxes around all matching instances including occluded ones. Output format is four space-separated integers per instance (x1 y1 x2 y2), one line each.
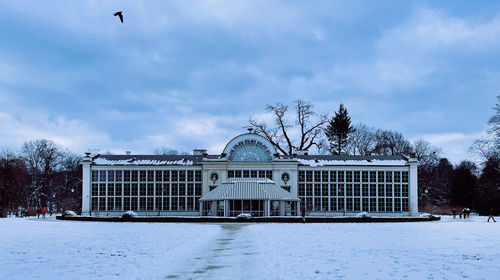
409 160 419 216
81 156 91 216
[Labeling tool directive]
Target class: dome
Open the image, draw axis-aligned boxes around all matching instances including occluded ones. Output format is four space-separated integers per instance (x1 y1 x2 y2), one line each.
223 133 276 162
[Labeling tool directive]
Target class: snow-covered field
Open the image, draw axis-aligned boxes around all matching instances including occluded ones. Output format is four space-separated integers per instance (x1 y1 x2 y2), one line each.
1 216 499 280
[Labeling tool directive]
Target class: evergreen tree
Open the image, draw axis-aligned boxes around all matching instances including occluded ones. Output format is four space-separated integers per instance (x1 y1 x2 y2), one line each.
324 104 355 155
450 161 478 207
476 157 500 214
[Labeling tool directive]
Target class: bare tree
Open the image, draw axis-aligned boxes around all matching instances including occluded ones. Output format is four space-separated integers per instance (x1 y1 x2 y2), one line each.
248 99 327 155
20 139 64 208
412 139 442 167
373 129 413 156
346 123 376 155
154 147 180 155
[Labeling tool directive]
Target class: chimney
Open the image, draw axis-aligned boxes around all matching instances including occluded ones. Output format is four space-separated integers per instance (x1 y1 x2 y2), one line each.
193 149 207 156
125 151 131 156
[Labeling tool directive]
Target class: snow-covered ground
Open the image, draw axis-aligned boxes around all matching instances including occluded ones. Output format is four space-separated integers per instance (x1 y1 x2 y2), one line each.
1 215 499 279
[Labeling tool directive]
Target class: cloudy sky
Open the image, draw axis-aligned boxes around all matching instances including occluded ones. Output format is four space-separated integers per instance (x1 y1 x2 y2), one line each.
0 1 498 163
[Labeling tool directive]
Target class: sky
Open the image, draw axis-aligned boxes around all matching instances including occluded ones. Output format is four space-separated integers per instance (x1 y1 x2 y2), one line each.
0 0 499 164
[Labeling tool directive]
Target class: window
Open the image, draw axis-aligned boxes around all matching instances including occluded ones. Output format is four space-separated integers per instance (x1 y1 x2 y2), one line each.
235 170 242 177
402 198 409 211
322 171 329 183
346 184 353 196
265 170 273 180
115 197 122 211
116 171 122 182
228 170 234 178
378 198 385 211
156 170 163 182
322 184 329 196
386 198 393 212
338 197 344 210
338 171 344 182
354 171 360 182
251 170 257 178
314 184 321 197
394 198 401 211
346 198 353 211
354 198 360 211
187 170 194 181
281 186 291 192
362 171 368 182
131 197 138 210
108 184 114 196
172 171 178 181
124 184 131 196
91 184 99 198
147 171 154 181
99 197 106 211
91 197 98 211
115 184 122 196
377 184 384 197
99 184 106 196
140 183 146 196
124 170 130 182
330 171 337 182
330 197 337 211
370 171 376 182
362 184 368 196
402 171 408 183
124 197 130 211
369 198 376 211
99 170 106 182
346 171 353 182
394 184 401 197
92 171 98 182
306 184 313 196
140 171 147 182
139 197 146 210
171 183 178 196
179 170 186 181
402 185 409 197
195 183 202 196
131 184 138 196
330 184 336 197
385 184 393 197
243 170 250 178
187 183 194 196
131 171 138 182
386 171 392 183
378 171 385 183
148 183 154 196
298 184 305 196
394 171 401 183
353 185 360 196
179 184 186 196
195 170 202 182
108 171 114 182
147 197 154 210
338 184 344 196
314 171 321 182
370 184 376 196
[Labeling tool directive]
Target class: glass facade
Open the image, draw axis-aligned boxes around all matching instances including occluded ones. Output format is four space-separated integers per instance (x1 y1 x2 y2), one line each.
298 170 409 212
91 169 202 212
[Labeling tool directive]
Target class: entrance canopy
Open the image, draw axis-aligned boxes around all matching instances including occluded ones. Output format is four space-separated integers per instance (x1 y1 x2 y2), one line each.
200 178 299 202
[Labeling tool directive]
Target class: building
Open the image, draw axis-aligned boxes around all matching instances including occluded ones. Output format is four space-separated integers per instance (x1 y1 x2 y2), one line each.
82 132 418 217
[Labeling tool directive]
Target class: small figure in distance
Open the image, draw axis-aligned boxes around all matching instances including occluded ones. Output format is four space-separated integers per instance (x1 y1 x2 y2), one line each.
452 208 457 219
114 11 123 23
488 208 496 222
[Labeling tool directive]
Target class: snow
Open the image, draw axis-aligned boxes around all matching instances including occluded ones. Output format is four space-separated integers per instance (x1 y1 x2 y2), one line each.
297 159 407 167
92 158 194 166
1 216 499 279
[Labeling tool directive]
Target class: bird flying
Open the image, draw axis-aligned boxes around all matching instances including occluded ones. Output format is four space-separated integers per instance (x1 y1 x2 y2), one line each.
114 11 123 23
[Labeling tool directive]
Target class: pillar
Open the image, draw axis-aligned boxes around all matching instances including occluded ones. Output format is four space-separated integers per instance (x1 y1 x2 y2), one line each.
81 156 91 216
409 159 419 216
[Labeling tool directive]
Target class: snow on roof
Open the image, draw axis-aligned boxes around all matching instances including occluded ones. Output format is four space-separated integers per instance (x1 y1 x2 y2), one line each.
92 155 201 166
296 155 408 167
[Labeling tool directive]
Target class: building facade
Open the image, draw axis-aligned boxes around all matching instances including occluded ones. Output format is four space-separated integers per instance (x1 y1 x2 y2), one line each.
82 132 419 217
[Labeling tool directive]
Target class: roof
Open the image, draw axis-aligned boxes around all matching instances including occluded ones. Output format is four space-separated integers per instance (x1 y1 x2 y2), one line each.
294 155 408 167
90 154 409 166
200 178 300 201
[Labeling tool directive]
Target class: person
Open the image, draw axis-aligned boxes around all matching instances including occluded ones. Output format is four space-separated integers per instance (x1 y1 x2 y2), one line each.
41 207 47 218
452 208 457 219
36 208 40 219
459 208 464 219
488 208 496 222
464 208 471 219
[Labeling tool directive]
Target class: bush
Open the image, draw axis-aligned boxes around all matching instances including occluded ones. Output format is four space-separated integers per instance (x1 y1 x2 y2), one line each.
356 212 371 218
121 211 138 219
62 210 77 217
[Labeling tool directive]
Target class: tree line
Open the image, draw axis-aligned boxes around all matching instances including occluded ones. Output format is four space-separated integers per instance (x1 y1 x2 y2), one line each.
0 140 81 217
